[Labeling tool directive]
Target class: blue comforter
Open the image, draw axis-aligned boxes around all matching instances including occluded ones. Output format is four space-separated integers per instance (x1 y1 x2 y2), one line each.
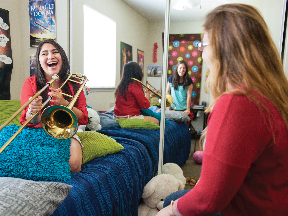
53 120 191 216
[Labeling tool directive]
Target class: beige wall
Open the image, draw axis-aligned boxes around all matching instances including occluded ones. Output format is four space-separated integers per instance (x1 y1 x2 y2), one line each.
70 0 150 111
2 0 286 109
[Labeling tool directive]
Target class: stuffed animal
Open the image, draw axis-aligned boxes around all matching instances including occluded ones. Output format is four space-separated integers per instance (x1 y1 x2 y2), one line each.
86 108 102 131
162 163 186 186
138 174 184 216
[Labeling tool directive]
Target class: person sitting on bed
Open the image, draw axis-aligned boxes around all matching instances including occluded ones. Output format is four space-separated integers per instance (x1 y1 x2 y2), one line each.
114 62 159 125
166 60 193 116
20 39 88 173
157 3 288 216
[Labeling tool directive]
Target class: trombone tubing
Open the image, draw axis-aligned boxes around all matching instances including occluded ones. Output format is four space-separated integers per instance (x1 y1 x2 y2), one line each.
0 76 59 132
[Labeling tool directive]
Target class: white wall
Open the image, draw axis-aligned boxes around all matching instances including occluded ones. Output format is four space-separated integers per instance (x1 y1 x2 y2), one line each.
70 0 150 111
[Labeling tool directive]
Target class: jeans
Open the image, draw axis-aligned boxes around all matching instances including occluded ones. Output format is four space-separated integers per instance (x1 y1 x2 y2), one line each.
163 190 222 216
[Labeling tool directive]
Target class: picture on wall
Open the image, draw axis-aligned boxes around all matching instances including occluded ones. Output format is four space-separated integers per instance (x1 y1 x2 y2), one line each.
148 65 162 77
30 54 37 77
29 0 56 47
120 41 132 76
0 8 13 100
163 33 203 106
137 49 144 73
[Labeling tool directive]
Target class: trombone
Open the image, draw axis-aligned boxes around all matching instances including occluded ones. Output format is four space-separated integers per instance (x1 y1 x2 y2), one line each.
0 72 88 154
131 78 176 109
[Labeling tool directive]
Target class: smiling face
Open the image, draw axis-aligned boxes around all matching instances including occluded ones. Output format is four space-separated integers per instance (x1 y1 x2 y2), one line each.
177 63 186 77
39 43 63 80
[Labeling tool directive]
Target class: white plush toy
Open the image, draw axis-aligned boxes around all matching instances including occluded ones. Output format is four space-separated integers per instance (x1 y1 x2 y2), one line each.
162 163 186 186
138 174 184 216
86 108 102 131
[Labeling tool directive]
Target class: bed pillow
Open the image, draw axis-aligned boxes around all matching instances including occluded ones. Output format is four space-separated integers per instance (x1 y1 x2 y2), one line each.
165 110 191 123
0 125 71 181
116 118 160 130
0 177 72 216
105 106 115 114
0 100 21 126
76 131 124 164
97 112 120 128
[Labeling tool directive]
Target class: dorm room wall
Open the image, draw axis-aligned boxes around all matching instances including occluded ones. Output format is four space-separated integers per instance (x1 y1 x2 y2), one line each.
70 0 150 111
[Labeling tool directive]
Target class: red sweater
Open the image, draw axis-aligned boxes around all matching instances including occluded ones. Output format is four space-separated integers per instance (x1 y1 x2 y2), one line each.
20 75 88 127
178 94 288 216
114 81 150 117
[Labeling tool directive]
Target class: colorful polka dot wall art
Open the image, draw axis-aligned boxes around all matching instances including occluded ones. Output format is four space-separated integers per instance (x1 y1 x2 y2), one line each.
162 34 203 106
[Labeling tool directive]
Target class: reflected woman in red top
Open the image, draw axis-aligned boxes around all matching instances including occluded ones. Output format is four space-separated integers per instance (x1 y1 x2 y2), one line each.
114 62 159 125
20 39 88 173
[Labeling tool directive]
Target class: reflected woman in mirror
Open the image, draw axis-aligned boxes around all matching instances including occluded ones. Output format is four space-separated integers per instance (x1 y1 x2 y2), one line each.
157 3 288 216
114 62 159 125
166 60 193 116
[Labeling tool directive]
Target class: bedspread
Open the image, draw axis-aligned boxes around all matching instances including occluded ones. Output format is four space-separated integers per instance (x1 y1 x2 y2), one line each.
53 121 191 216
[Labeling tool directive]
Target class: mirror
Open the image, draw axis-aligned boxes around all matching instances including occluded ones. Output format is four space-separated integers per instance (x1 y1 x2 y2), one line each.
70 0 286 111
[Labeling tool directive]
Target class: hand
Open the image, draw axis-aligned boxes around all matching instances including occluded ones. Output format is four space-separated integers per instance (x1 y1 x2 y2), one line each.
28 96 43 115
156 205 174 216
48 87 68 106
183 109 190 115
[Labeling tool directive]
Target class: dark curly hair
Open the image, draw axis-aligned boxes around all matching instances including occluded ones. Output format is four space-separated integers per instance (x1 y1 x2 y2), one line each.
115 62 143 100
172 60 189 90
35 39 78 106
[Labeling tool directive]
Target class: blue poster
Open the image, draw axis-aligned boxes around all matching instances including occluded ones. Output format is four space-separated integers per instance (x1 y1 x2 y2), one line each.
29 0 56 47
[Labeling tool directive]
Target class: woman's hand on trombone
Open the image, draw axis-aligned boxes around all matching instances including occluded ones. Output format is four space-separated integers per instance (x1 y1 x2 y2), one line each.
48 87 69 106
26 96 42 123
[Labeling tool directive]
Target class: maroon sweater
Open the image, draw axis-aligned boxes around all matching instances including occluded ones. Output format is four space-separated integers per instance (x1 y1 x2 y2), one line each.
114 81 150 117
178 94 288 216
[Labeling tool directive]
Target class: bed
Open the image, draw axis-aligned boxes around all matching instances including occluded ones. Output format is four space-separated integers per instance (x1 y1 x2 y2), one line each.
0 101 191 216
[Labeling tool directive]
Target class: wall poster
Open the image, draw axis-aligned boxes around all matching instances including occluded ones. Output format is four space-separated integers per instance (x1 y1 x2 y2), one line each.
29 0 56 47
0 8 13 100
120 41 132 77
163 33 203 106
137 49 144 74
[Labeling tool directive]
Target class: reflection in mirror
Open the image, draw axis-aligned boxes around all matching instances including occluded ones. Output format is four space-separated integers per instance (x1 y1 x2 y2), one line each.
70 0 286 111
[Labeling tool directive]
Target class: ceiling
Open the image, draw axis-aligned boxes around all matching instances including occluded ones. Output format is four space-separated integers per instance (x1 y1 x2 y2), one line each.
122 0 254 22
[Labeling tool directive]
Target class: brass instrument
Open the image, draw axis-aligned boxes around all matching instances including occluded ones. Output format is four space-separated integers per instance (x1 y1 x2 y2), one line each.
0 72 88 154
131 78 176 108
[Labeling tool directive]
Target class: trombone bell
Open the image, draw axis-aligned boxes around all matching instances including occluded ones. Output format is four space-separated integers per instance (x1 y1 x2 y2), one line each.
41 105 78 139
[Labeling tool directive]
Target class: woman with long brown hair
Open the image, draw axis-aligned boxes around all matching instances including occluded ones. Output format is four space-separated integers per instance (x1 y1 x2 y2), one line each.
157 3 288 216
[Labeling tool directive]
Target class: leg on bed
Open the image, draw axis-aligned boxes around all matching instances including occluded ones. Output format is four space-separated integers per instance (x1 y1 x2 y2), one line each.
144 116 159 125
69 138 82 173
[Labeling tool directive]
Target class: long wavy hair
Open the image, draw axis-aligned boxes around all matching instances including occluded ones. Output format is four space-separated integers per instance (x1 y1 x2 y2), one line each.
35 39 78 106
115 62 143 100
172 60 189 90
200 3 288 144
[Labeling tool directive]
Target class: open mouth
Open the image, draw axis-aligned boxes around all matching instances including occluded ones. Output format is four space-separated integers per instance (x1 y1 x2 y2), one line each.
47 62 58 68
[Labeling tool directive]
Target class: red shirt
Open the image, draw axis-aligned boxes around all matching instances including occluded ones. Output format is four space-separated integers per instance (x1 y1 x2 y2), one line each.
20 75 88 127
114 81 150 117
178 94 288 216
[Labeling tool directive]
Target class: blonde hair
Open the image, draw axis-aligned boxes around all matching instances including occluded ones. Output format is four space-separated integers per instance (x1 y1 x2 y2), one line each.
200 4 288 142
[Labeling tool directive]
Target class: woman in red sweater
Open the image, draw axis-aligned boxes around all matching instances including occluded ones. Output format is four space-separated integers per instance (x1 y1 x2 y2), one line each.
114 62 159 125
20 39 88 173
157 4 288 216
